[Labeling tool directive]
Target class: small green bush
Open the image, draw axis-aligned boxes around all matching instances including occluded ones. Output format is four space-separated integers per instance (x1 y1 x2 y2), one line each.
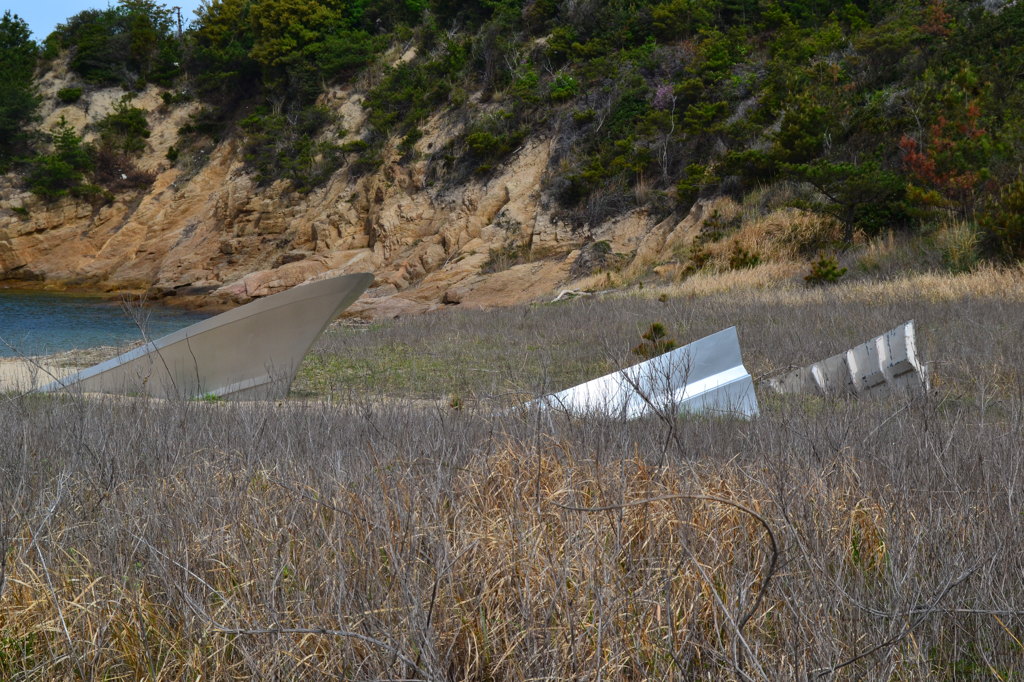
340 139 370 153
462 111 528 174
349 147 383 176
631 322 677 359
804 255 847 285
676 163 717 207
177 108 227 140
729 243 762 270
365 42 467 135
572 108 596 125
548 73 579 102
97 96 150 154
400 127 424 151
509 67 541 103
56 87 83 104
26 156 83 200
68 182 112 204
160 91 192 106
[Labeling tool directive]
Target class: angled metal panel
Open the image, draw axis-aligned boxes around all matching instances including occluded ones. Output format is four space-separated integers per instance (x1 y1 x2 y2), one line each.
532 326 759 419
766 320 928 397
39 273 374 400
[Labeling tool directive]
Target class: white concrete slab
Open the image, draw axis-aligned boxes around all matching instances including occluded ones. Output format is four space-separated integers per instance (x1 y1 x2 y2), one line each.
531 326 759 419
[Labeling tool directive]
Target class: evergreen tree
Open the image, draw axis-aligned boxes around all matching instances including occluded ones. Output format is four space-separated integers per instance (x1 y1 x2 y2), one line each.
25 117 94 200
0 11 40 168
49 0 178 86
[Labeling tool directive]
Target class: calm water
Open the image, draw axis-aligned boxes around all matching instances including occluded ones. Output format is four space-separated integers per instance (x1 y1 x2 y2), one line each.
0 290 210 357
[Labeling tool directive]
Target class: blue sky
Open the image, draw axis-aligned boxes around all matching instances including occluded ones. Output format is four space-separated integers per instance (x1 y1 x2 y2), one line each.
3 0 206 41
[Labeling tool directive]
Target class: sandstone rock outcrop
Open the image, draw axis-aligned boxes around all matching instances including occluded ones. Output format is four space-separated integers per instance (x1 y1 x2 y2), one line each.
1 63 684 318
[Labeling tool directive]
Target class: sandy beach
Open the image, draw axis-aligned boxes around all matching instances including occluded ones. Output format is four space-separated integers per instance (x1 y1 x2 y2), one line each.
0 347 116 394
0 358 75 392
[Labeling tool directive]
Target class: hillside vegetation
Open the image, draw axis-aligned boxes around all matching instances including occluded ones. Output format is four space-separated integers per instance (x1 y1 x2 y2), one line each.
2 0 1024 287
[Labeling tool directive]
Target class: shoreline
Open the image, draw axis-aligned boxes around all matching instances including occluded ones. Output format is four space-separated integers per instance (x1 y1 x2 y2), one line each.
0 280 233 313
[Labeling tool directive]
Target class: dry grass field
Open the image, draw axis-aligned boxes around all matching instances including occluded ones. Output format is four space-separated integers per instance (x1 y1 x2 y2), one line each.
3 272 1024 680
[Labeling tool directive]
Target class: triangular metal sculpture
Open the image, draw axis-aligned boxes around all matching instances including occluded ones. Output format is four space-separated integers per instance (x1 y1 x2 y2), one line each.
765 320 928 397
40 273 373 400
531 326 759 419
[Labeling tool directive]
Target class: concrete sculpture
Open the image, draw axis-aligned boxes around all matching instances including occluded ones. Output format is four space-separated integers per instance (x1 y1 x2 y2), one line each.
532 326 759 419
765 320 928 397
40 273 374 400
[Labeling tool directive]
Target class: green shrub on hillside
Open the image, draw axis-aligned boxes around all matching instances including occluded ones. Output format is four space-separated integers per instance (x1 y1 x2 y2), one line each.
675 163 717 208
25 117 94 200
365 41 468 135
97 96 150 154
26 112 155 200
729 243 761 270
241 105 345 191
509 67 541 103
57 87 83 104
462 111 528 174
548 73 579 102
783 160 910 242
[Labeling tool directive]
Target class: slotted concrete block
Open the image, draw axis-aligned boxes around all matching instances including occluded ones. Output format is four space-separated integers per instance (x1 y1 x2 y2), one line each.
766 321 928 398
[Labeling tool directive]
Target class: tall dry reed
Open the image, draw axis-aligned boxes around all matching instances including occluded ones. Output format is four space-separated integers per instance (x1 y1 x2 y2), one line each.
2 293 1024 679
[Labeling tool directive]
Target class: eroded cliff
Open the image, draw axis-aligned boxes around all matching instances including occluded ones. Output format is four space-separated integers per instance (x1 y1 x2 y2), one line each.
0 61 708 319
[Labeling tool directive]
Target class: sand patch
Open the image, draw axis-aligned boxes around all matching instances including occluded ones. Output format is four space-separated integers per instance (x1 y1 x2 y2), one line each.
0 347 118 394
0 358 76 393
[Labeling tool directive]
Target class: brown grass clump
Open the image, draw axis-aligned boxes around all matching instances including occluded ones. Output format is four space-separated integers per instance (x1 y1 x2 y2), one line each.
641 262 1024 308
0 441 907 679
2 395 1022 681
767 263 1024 305
694 208 841 271
663 260 805 296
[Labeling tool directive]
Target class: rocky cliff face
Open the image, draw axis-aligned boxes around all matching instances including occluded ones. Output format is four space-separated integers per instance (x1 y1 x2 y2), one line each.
0 64 705 319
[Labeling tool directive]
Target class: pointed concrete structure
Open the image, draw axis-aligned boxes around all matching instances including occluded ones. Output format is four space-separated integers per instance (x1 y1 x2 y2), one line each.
40 273 373 400
532 326 759 419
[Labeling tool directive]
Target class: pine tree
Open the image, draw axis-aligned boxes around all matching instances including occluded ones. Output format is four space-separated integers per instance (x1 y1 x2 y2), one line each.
0 11 40 168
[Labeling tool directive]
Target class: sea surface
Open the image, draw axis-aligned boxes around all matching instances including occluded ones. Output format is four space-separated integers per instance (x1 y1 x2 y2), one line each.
0 290 210 357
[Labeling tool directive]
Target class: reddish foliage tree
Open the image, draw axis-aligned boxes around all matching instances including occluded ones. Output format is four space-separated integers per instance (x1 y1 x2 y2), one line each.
921 0 953 38
899 97 992 213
